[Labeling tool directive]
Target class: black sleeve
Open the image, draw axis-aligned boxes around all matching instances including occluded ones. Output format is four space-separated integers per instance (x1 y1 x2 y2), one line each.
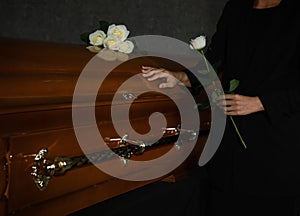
184 68 202 94
259 6 300 124
204 0 233 73
259 55 300 123
259 86 300 121
184 0 233 93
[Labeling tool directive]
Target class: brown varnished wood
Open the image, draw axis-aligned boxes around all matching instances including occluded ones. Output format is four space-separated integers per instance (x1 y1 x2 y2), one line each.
0 37 93 75
0 37 211 215
12 177 159 216
0 37 194 110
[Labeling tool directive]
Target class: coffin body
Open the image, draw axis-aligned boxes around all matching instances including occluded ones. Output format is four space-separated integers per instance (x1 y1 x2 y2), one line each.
0 38 211 215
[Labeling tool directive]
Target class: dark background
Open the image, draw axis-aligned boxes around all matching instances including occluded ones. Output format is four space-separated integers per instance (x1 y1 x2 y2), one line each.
0 0 227 45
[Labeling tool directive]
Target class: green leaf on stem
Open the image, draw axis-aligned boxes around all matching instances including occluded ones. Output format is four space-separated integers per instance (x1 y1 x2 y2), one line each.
228 79 240 93
80 32 90 45
99 20 109 33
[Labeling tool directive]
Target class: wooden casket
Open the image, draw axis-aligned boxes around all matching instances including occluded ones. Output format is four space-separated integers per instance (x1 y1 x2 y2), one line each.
0 38 211 215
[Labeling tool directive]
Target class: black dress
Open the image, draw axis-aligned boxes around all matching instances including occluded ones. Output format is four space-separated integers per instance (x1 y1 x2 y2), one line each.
193 0 300 215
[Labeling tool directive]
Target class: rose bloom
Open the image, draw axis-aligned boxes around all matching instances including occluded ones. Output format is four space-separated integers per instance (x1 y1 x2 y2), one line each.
107 24 130 41
118 40 134 54
103 35 121 51
190 35 206 50
89 30 106 46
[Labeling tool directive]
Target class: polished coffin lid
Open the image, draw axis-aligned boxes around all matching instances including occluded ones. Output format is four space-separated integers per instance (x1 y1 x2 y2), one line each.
0 38 210 214
0 37 203 136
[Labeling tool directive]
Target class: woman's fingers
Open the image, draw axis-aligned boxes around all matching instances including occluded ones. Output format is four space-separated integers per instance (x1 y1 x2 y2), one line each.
215 94 264 116
141 66 165 78
141 66 178 88
146 71 169 81
216 94 240 113
159 77 178 88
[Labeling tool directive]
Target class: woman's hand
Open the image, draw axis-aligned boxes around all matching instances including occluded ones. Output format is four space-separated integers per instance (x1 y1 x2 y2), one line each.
141 66 191 88
216 94 265 116
141 66 178 88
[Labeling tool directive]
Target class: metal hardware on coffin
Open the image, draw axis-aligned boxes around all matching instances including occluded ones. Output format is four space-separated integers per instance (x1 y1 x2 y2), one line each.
175 141 182 151
120 157 128 166
122 92 138 100
30 127 197 191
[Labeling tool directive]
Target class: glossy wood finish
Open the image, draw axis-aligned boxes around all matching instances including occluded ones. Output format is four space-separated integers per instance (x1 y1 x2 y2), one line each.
0 37 211 215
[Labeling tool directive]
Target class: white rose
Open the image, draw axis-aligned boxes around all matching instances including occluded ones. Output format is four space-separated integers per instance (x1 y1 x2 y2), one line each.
190 35 206 50
107 24 130 41
89 30 106 46
118 40 134 54
103 35 121 51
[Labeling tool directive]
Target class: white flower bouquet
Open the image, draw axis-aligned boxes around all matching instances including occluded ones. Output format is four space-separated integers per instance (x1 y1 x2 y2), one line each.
80 20 134 54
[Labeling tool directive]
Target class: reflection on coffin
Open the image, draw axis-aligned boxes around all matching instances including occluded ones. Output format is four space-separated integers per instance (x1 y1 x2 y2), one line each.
0 38 211 215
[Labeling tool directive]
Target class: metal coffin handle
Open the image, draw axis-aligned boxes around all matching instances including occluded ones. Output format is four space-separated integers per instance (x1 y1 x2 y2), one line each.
30 126 197 191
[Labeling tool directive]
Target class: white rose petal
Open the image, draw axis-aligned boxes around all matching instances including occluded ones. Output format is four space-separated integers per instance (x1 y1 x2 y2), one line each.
103 35 121 51
107 24 130 42
190 35 206 50
86 46 102 53
89 30 106 46
118 40 134 54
